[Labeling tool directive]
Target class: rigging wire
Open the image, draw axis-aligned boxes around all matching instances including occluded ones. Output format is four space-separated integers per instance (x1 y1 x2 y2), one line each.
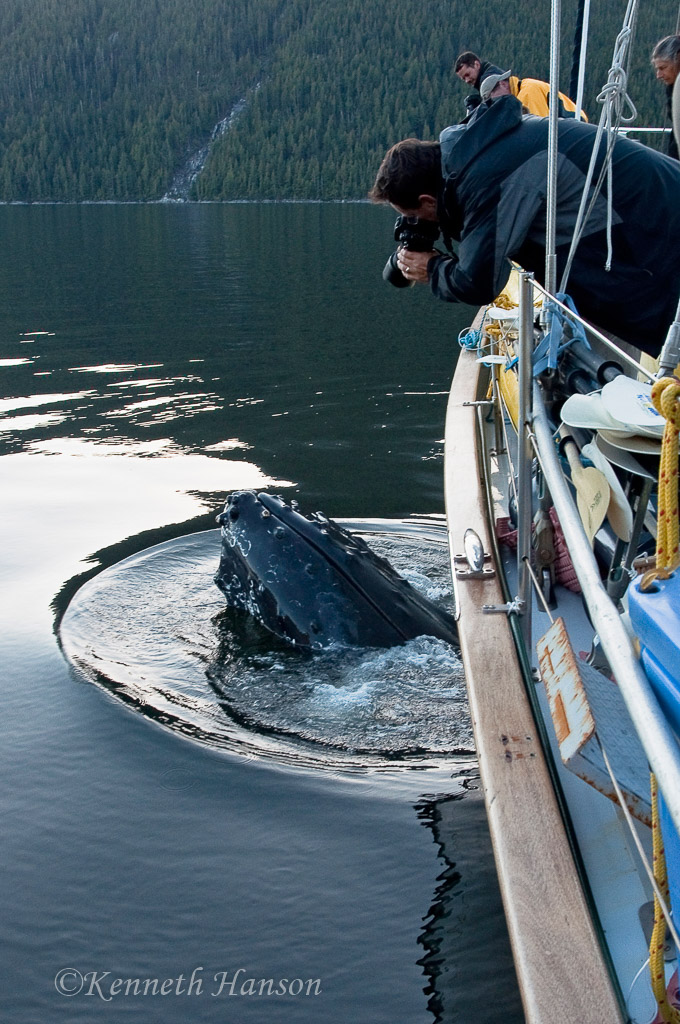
559 0 640 293
598 744 680 995
494 378 519 509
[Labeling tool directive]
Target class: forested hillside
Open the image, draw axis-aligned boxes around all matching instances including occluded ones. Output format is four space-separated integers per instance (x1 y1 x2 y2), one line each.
0 0 674 202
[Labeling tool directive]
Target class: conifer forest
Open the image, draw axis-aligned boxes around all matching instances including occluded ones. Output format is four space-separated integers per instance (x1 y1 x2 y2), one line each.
0 0 674 202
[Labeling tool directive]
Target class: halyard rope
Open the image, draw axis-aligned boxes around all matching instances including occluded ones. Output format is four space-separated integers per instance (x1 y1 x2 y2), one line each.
598 741 680 1021
650 772 680 1023
638 377 680 1021
641 378 680 588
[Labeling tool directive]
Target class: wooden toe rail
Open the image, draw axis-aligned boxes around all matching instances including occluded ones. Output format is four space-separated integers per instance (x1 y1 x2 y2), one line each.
444 344 624 1024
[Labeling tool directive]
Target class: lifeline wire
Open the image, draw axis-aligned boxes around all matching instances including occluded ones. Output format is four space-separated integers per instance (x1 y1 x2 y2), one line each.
522 556 555 621
493 378 519 509
598 741 680 953
530 279 654 381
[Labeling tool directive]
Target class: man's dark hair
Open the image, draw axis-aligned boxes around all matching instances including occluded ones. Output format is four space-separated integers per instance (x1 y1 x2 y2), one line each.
454 51 480 72
368 139 442 209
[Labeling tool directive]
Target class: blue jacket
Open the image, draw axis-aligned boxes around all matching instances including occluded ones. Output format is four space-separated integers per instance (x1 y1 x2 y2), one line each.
428 96 680 355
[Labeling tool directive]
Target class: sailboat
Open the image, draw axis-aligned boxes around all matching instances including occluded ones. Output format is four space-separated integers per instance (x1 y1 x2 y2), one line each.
444 2 680 1020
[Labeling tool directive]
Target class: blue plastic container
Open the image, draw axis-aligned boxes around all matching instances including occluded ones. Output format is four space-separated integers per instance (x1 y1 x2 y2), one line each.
629 571 680 946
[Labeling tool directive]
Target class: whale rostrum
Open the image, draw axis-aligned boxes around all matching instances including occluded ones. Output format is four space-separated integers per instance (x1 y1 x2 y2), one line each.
214 491 458 651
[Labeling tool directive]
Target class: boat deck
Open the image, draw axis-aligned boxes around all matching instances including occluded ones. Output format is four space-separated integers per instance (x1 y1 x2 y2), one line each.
445 341 657 1022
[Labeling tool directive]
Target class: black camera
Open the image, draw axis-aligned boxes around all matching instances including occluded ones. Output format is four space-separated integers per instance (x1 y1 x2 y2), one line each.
382 215 441 288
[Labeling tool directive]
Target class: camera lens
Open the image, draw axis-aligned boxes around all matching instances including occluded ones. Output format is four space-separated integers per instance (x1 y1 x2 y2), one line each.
382 251 414 288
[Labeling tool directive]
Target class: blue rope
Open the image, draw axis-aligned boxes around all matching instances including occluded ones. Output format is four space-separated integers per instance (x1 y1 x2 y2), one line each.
458 309 488 352
533 293 590 376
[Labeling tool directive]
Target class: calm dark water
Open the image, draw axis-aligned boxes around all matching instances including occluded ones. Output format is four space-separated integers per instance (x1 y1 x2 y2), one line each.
0 203 523 1023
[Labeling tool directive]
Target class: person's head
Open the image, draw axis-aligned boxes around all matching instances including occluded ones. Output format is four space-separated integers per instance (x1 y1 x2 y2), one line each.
480 70 512 102
651 35 680 86
368 139 442 219
455 51 481 85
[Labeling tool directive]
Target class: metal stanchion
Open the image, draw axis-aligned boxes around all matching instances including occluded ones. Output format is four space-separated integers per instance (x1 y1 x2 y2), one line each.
517 271 535 648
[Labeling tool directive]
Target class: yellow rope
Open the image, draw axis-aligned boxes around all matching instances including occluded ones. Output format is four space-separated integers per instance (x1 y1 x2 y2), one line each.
644 378 680 1021
640 378 680 590
486 267 525 428
652 377 680 572
649 773 680 1023
492 293 518 310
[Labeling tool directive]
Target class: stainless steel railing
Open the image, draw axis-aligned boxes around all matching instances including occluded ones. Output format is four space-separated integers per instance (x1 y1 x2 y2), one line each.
515 272 680 838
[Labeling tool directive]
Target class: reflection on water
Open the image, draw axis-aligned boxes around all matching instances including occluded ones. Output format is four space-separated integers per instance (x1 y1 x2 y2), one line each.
3 437 293 574
417 793 525 1024
0 366 227 434
0 204 522 1024
60 525 473 773
0 390 96 413
0 203 475 519
70 362 164 372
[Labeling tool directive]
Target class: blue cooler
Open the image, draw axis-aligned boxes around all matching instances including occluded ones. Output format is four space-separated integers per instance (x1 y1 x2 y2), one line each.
629 572 680 939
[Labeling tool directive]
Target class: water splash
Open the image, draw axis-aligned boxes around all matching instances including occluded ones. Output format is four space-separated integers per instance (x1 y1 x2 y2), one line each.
59 523 473 774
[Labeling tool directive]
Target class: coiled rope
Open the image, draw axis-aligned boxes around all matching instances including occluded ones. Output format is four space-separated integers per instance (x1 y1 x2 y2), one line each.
640 377 680 1022
460 296 522 426
641 378 680 590
650 773 680 1023
458 308 488 351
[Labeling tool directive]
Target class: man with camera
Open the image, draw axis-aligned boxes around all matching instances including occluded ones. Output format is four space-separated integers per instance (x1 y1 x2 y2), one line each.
369 95 680 358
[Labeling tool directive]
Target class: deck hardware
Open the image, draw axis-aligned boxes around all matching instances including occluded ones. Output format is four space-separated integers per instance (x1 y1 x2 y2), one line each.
454 528 496 579
464 528 485 572
482 598 526 616
454 560 495 580
462 400 494 408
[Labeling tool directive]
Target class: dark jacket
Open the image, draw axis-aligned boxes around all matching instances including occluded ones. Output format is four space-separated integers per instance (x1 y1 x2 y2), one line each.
473 61 503 91
665 83 679 160
428 96 680 355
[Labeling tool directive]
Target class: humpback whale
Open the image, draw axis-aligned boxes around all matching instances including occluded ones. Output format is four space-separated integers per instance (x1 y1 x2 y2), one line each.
214 491 458 650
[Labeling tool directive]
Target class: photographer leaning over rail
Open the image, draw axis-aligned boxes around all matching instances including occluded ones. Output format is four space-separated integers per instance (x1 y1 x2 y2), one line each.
369 95 680 358
651 34 680 159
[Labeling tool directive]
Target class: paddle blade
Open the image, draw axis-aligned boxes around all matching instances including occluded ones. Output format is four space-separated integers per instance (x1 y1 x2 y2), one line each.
574 466 610 545
582 442 633 542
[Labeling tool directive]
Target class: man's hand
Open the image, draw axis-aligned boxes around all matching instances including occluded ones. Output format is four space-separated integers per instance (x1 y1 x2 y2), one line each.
396 248 436 284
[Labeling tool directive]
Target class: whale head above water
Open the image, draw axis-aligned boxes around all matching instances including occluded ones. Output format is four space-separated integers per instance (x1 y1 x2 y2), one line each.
214 491 458 651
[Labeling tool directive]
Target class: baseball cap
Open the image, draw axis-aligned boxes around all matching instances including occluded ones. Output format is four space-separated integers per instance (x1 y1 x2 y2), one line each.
480 70 511 101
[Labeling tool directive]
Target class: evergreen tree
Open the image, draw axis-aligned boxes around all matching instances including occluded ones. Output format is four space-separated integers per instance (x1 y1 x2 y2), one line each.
0 0 673 201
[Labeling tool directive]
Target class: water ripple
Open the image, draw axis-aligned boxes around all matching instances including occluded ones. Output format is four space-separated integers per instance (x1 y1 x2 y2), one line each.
59 523 473 776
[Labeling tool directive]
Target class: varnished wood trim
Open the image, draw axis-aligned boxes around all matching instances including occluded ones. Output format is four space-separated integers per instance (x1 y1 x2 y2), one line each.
445 343 624 1023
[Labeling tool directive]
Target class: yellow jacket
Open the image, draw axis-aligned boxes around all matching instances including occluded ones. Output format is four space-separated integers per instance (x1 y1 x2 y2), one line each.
509 75 587 120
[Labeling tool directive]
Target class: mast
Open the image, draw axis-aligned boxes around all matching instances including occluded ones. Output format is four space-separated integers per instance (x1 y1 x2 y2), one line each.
574 0 591 120
545 0 561 296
